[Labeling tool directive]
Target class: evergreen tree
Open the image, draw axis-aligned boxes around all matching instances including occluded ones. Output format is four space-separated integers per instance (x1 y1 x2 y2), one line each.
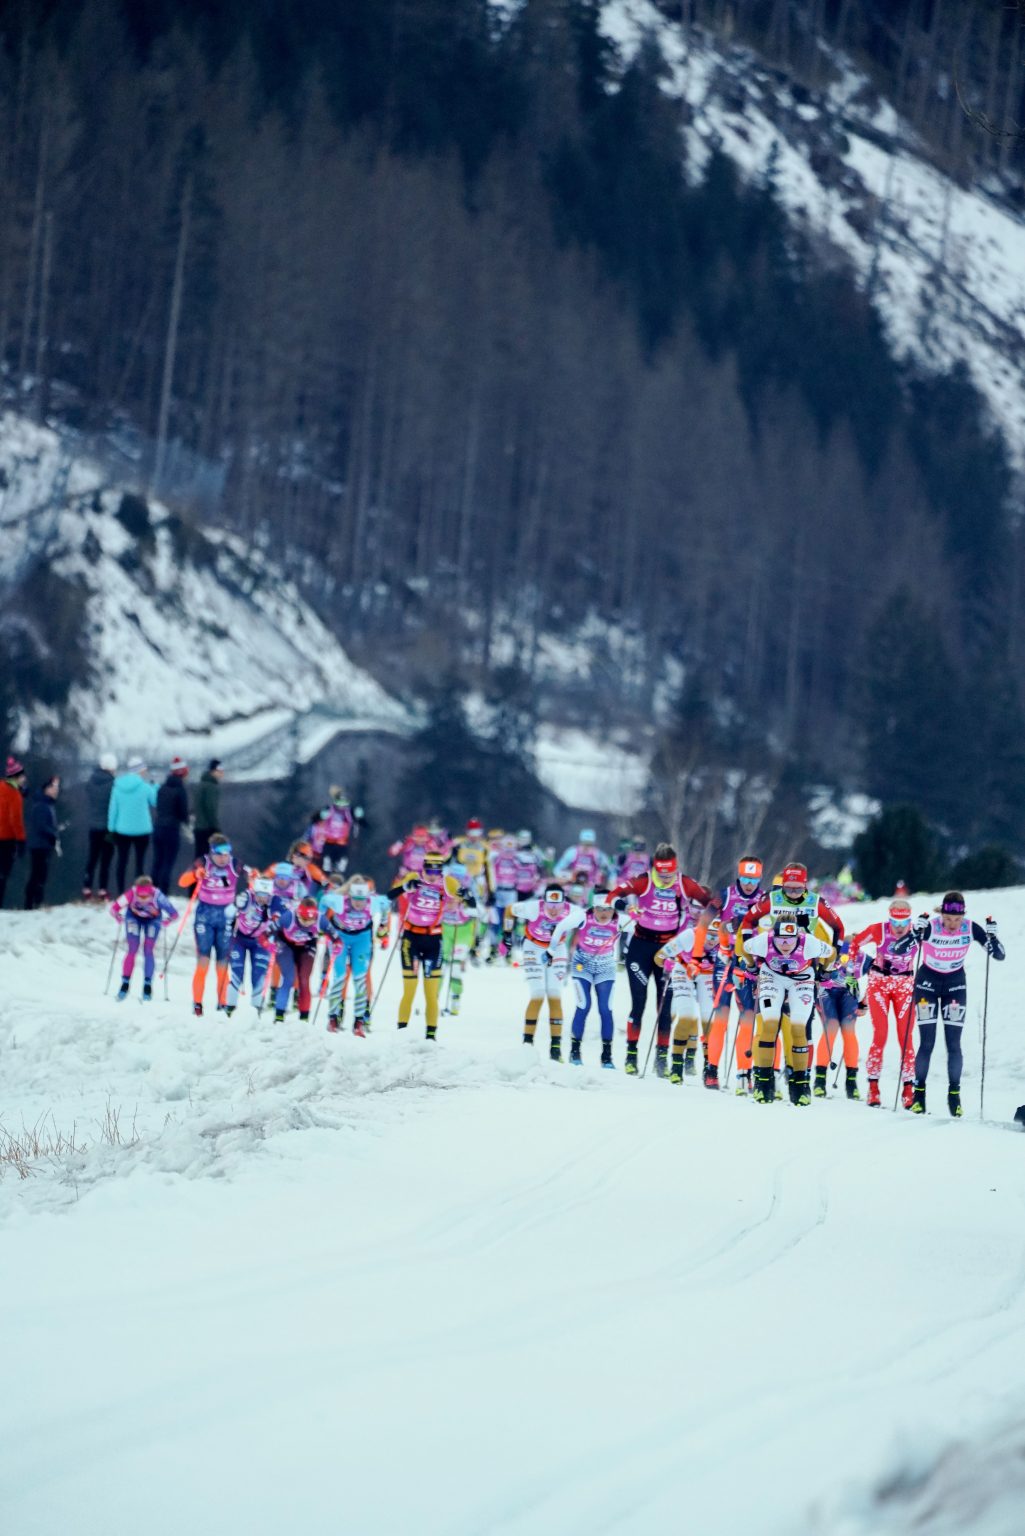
852 804 944 897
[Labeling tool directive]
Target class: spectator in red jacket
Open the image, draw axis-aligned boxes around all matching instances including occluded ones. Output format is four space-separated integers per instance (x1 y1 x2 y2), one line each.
0 754 27 908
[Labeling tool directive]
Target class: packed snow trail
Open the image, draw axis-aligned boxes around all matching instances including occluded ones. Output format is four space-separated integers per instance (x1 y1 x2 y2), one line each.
1 897 1024 1535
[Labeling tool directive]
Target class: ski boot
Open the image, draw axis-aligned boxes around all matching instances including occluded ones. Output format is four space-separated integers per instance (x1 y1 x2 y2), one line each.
522 1031 534 1046
327 1015 341 1033
569 1039 582 1066
902 1080 916 1110
669 1051 685 1084
116 978 130 1002
82 886 92 901
845 1068 860 1100
867 1079 881 1108
142 981 152 1002
684 1047 697 1078
549 1039 562 1063
426 1023 437 1041
752 1066 775 1103
624 1045 639 1076
193 1001 204 1017
735 1069 752 1097
703 1062 719 1090
813 1066 828 1098
273 1008 285 1024
353 1017 367 1038
910 1082 926 1114
225 1005 235 1017
298 1010 310 1023
790 1071 812 1107
947 1086 963 1118
397 1020 408 1030
1014 1105 1025 1129
654 1045 669 1079
601 1041 615 1070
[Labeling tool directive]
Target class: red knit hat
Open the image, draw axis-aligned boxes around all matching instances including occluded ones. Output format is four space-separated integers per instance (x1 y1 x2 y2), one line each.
5 755 24 777
170 756 189 776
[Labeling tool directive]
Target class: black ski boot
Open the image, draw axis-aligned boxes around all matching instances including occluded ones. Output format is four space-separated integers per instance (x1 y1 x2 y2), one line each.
845 1068 860 1101
753 1066 775 1103
910 1082 926 1115
142 981 152 1002
549 1039 562 1063
116 978 130 1001
813 1066 828 1098
624 1044 639 1076
654 1045 669 1079
569 1039 582 1066
1015 1105 1025 1129
790 1071 812 1106
703 1062 719 1090
600 1040 614 1071
273 1008 285 1024
522 1030 534 1045
947 1086 963 1118
684 1046 697 1078
194 1001 204 1017
669 1051 685 1084
426 1023 437 1041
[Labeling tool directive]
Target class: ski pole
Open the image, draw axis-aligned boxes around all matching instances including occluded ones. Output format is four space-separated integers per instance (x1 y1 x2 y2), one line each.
104 930 121 995
160 885 199 981
367 930 399 1022
312 941 334 1029
980 921 993 1121
162 927 170 1002
893 940 923 1111
641 964 672 1079
441 941 456 1015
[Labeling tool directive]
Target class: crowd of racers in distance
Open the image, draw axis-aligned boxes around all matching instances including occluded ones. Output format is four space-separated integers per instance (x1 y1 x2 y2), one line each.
107 802 1007 1119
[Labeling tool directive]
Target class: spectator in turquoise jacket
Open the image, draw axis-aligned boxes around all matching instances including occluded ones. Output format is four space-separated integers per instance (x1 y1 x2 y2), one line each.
108 756 157 893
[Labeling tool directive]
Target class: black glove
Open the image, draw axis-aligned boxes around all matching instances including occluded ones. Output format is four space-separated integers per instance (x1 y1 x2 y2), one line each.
458 885 473 901
613 897 628 913
542 950 554 967
890 933 915 955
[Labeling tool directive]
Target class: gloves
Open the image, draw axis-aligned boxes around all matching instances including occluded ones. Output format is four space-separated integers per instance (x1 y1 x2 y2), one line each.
912 915 929 941
612 897 628 913
654 948 667 966
985 917 998 936
457 885 473 901
542 950 554 967
354 806 365 821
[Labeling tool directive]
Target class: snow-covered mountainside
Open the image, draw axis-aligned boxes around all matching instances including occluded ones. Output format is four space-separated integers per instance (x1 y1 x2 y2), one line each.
596 0 1025 471
0 413 409 776
2 888 1023 1533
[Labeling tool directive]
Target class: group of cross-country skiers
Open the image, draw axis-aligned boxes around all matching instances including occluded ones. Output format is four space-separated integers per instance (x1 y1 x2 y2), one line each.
106 804 1011 1121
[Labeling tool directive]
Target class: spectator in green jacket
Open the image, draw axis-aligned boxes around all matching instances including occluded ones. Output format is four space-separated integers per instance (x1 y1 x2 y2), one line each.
194 759 224 859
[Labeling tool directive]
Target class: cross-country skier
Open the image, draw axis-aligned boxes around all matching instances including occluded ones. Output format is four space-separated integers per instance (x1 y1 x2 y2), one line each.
908 893 1004 1117
654 921 719 1085
110 877 178 1000
390 850 449 1039
611 843 717 1077
178 834 239 1015
440 865 480 1017
510 881 573 1060
548 887 622 1068
709 856 765 1089
487 833 521 960
554 829 612 893
740 917 835 1104
812 937 864 1101
307 786 361 874
269 894 320 1022
740 862 844 943
849 897 919 1108
225 874 276 1016
320 878 376 1035
616 836 650 881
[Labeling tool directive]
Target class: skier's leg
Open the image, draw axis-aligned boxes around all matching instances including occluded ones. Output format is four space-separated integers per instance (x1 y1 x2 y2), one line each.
141 927 158 984
349 930 372 1019
397 934 419 1027
421 935 442 1036
227 938 246 1009
571 974 593 1041
893 975 916 1081
865 976 889 1080
624 932 657 1054
275 943 296 1016
521 940 546 1043
295 948 314 1018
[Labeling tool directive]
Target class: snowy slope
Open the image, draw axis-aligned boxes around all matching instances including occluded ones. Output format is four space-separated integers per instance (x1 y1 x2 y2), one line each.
0 413 410 773
597 0 1025 472
2 888 1024 1534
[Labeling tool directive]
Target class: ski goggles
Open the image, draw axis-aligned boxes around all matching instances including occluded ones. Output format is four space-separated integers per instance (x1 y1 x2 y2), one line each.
210 843 232 857
940 896 966 915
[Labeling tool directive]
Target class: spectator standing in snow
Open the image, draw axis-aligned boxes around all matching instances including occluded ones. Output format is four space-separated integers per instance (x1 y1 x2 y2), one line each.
25 774 60 910
0 755 27 908
193 759 224 859
108 757 157 892
82 752 117 899
152 756 191 893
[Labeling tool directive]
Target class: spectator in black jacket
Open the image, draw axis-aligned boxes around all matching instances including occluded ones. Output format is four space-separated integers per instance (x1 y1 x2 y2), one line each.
193 759 224 859
82 752 117 898
152 756 191 893
25 775 60 910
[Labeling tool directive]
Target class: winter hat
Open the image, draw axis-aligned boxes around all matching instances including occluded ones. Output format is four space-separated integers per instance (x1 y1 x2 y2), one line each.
99 752 117 773
5 755 24 777
126 755 146 773
208 758 223 773
170 756 189 776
